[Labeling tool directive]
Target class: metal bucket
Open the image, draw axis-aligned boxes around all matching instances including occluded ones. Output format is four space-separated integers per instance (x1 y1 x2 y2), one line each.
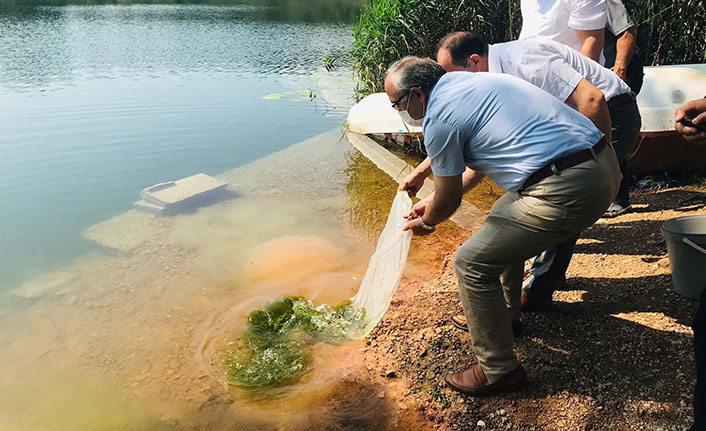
661 215 706 300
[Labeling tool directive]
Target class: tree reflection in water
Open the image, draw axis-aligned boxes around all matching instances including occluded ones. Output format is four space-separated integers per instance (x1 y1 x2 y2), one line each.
342 150 399 242
1 0 368 23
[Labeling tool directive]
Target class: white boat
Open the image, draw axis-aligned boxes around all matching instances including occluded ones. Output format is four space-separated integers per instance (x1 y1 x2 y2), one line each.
347 64 706 174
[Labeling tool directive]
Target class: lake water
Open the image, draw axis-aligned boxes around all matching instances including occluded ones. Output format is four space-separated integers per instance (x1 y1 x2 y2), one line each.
0 2 423 430
0 1 360 290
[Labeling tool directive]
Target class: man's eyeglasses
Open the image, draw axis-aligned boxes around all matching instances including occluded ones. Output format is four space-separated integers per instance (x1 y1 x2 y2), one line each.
391 93 408 111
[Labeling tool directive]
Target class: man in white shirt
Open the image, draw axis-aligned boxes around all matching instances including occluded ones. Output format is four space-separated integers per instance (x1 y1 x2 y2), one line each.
386 56 620 395
428 32 641 315
520 0 607 63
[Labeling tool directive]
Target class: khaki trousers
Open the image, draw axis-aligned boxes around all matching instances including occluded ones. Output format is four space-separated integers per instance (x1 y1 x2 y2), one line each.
454 145 620 382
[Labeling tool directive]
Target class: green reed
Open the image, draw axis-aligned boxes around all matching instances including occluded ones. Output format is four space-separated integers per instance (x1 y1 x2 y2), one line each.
351 0 705 98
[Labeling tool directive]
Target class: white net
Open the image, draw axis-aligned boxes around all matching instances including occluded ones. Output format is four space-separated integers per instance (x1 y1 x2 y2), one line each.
350 191 413 337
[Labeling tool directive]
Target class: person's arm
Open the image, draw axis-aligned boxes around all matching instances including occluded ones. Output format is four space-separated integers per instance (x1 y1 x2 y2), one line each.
576 28 605 62
565 78 612 143
460 168 486 193
675 98 706 145
612 27 636 80
569 0 607 61
398 157 432 196
408 168 484 218
403 174 463 236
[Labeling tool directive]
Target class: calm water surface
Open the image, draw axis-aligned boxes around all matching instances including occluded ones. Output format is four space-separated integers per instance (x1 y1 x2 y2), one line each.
0 2 421 430
0 2 358 289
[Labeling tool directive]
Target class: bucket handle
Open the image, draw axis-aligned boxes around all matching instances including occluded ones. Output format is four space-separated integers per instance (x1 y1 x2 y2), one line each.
683 237 706 255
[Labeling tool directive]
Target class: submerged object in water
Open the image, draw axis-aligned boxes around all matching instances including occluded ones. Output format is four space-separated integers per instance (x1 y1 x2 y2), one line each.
227 192 413 388
225 297 366 388
134 173 230 215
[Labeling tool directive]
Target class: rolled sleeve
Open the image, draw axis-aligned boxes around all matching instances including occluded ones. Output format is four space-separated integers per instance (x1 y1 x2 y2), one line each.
568 0 606 30
540 55 584 102
605 0 633 35
423 118 467 177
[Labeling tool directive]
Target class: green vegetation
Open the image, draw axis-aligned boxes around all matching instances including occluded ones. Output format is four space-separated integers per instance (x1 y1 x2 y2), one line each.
352 0 705 96
352 0 521 95
225 297 366 388
627 0 706 66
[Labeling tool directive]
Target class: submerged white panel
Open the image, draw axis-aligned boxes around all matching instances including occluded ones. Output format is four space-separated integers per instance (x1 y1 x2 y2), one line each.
351 191 413 336
140 173 227 206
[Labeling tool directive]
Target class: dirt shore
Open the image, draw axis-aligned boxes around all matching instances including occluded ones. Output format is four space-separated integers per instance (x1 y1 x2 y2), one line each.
361 183 706 431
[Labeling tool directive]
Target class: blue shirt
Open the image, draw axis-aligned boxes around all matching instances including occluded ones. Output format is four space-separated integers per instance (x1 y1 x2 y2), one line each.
423 72 602 192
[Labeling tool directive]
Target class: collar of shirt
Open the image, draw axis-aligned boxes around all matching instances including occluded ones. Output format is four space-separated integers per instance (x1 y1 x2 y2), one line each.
487 44 503 73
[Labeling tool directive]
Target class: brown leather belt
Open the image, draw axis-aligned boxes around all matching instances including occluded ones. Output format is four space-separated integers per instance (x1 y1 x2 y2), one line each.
520 137 608 191
607 92 636 109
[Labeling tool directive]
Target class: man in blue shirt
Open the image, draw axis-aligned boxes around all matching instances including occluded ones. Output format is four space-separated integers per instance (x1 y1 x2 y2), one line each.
386 56 620 395
432 32 642 319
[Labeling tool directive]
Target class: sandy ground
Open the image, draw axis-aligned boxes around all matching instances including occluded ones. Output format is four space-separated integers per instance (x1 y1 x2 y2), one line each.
359 183 706 431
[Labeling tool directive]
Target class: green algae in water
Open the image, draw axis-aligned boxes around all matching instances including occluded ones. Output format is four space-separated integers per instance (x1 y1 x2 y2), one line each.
225 297 366 388
261 93 285 100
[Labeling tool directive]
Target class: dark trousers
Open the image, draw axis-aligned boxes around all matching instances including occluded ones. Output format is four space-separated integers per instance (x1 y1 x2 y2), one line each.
692 287 706 431
609 97 642 207
615 159 631 206
522 97 641 301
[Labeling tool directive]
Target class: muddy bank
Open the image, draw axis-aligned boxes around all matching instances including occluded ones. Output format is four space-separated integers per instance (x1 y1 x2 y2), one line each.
361 184 705 430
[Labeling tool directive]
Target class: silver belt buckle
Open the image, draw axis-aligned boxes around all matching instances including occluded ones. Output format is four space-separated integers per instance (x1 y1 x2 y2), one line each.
550 163 560 175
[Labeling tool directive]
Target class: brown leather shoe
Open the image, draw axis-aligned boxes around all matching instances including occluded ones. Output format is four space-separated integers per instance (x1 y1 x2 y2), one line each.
450 314 523 337
445 364 527 396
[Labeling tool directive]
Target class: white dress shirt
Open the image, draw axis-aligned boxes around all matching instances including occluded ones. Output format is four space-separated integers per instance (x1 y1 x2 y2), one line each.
487 38 631 102
519 0 607 64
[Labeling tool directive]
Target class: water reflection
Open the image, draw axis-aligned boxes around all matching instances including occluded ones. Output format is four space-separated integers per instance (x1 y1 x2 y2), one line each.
343 150 400 241
1 0 367 23
0 4 356 91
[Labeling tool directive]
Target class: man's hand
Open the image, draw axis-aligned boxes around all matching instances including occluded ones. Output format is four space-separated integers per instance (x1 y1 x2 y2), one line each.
613 27 636 83
405 174 462 236
675 98 706 144
402 217 435 236
399 157 432 197
399 171 427 197
405 195 431 220
612 64 627 81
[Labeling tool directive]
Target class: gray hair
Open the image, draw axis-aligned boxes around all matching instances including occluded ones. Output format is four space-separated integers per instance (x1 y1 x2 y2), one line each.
387 56 447 96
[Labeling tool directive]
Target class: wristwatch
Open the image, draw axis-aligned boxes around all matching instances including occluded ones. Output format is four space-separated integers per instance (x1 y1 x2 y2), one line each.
419 217 436 231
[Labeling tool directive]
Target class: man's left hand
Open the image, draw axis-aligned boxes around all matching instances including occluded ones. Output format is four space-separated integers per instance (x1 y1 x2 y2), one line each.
402 217 435 236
